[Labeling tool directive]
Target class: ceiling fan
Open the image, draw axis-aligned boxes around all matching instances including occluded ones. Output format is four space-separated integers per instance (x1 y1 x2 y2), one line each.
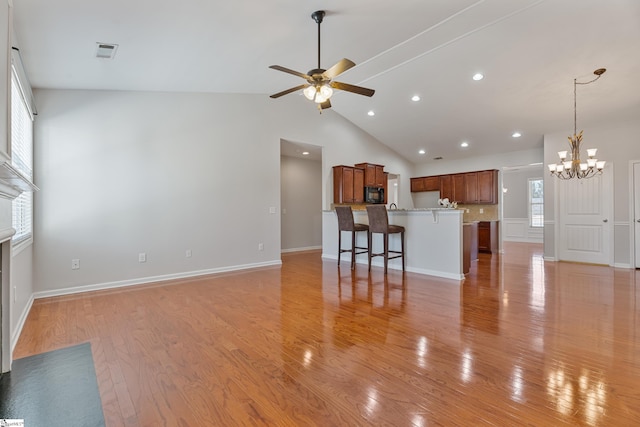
269 10 375 111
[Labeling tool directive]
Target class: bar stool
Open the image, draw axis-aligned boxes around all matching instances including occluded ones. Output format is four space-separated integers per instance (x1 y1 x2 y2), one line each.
335 206 369 269
366 205 405 274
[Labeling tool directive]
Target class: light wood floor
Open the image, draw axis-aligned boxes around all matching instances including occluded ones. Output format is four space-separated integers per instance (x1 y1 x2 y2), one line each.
14 243 640 426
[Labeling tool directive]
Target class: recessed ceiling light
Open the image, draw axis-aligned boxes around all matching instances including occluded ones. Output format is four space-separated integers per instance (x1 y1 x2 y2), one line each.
368 110 375 116
512 132 522 138
411 95 421 102
418 149 426 155
472 73 484 81
302 151 309 156
461 142 469 148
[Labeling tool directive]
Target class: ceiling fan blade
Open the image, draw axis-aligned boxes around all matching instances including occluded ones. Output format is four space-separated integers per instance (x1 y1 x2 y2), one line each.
270 84 309 99
269 65 311 80
320 99 332 110
330 81 375 97
322 58 356 79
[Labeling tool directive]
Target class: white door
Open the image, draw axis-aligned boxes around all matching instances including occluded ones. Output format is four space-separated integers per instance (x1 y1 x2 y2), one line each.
634 162 640 268
558 168 612 265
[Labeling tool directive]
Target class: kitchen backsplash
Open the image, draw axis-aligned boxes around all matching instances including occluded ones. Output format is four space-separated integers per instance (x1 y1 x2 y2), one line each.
459 204 499 222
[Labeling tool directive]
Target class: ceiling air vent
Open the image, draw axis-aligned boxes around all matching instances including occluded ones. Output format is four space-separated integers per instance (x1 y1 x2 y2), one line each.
96 43 118 59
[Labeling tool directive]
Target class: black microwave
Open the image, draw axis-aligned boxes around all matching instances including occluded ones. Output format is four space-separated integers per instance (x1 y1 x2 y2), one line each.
365 186 385 204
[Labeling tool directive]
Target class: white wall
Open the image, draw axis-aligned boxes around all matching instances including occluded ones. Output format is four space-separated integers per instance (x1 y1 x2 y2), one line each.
413 147 543 177
543 119 640 266
280 155 322 252
32 89 415 295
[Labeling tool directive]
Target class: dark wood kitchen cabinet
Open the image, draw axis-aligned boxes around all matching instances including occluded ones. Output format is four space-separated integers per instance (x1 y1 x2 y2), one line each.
411 169 499 204
477 170 499 204
478 221 499 254
355 163 385 187
464 172 478 204
464 170 498 204
383 172 389 204
440 174 452 199
333 166 364 204
410 176 440 192
452 174 465 202
410 177 425 192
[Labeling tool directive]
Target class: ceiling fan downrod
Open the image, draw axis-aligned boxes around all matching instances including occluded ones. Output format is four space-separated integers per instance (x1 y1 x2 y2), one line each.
311 10 325 70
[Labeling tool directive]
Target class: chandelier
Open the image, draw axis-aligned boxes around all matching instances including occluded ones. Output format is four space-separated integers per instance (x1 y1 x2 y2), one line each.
548 68 606 179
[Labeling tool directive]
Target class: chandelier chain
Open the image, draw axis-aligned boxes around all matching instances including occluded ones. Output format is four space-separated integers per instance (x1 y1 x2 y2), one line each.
573 73 603 137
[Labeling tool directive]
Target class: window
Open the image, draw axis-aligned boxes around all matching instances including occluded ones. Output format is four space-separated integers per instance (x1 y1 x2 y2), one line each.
11 71 34 245
529 178 543 228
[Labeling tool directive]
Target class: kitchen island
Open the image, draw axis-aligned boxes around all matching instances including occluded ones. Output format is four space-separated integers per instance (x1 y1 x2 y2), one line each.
322 208 464 280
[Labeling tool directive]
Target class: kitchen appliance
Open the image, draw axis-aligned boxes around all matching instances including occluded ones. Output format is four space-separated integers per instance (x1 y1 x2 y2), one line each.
365 186 385 204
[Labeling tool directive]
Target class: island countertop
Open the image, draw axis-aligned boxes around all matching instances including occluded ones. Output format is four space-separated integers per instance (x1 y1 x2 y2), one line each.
322 208 464 280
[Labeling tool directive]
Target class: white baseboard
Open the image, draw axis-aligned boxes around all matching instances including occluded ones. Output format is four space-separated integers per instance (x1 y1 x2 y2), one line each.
281 246 322 254
613 263 632 269
33 260 283 300
11 293 34 354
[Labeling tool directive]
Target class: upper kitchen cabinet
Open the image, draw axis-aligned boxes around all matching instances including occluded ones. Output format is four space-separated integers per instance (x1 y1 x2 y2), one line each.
333 165 364 204
452 174 466 202
412 169 499 204
410 176 440 192
464 172 478 204
477 170 499 204
355 163 385 187
439 175 452 200
464 170 498 204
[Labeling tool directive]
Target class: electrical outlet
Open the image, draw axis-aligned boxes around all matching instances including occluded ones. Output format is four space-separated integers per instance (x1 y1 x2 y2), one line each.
139 252 147 263
71 259 80 270
282 208 287 215
13 286 16 302
269 207 276 214
480 208 484 214
186 249 192 258
258 243 264 251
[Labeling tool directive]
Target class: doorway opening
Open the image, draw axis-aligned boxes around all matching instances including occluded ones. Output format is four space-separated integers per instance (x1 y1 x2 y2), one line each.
280 139 323 253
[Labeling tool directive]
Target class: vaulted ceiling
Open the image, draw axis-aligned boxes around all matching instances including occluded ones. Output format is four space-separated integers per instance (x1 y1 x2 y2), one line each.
12 0 640 164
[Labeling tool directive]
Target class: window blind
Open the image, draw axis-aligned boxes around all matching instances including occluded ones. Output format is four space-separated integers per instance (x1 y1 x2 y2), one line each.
11 71 34 244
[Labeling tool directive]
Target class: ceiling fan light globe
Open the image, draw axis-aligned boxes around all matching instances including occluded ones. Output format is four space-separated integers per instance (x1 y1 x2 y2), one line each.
587 148 597 157
596 161 606 170
558 151 568 161
303 86 317 101
587 158 597 167
320 84 333 99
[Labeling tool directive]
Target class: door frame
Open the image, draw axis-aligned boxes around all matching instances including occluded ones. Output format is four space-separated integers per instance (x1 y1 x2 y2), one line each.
629 160 640 268
553 162 614 266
